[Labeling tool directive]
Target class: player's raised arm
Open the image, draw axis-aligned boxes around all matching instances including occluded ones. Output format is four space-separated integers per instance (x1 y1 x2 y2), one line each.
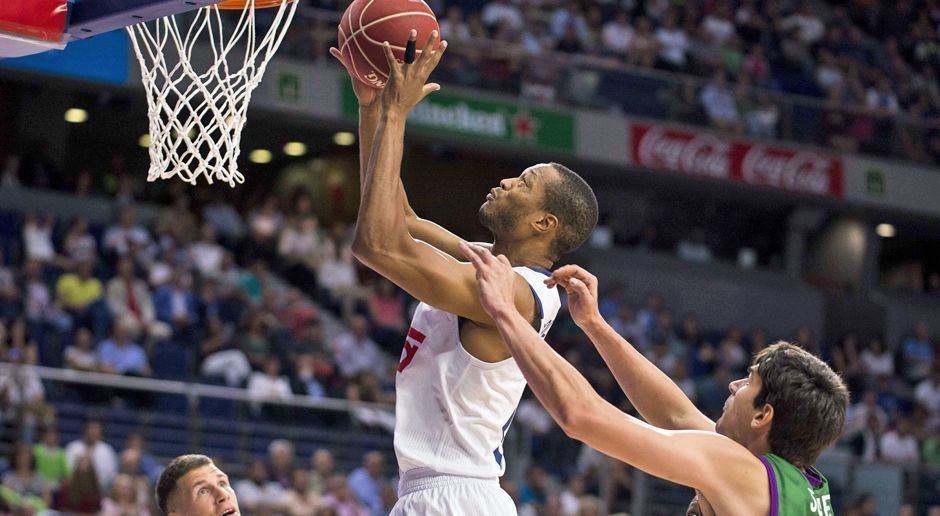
351 31 532 327
332 42 490 261
460 242 767 505
547 265 714 432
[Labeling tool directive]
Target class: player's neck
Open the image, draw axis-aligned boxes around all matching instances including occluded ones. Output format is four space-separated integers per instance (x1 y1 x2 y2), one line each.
490 240 553 270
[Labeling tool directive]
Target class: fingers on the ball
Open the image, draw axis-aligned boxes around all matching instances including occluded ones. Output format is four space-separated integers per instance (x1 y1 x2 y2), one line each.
381 41 395 66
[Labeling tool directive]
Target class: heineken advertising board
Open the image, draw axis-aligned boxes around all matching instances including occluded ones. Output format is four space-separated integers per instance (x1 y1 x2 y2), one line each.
341 80 575 153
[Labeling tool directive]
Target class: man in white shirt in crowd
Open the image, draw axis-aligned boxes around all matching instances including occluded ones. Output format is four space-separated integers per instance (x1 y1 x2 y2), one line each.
235 459 288 514
247 357 293 416
915 368 940 424
879 418 920 467
65 419 118 489
330 315 386 379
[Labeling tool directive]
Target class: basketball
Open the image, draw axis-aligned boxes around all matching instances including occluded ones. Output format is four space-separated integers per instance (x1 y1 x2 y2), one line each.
338 0 441 89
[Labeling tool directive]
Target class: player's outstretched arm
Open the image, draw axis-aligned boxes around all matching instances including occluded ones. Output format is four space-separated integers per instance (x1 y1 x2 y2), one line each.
461 242 766 501
330 46 490 260
547 265 714 432
352 32 531 329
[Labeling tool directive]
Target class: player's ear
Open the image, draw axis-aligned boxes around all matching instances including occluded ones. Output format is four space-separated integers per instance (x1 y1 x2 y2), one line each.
532 212 557 235
751 403 773 431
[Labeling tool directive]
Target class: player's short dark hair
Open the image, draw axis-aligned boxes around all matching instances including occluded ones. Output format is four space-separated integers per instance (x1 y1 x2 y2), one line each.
752 342 849 467
156 454 213 515
542 163 598 258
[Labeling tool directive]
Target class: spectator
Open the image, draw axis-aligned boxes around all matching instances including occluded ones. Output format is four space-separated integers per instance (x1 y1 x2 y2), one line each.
0 342 51 443
481 0 522 31
64 326 99 372
308 448 335 496
2 442 52 512
845 413 884 462
844 390 889 438
269 439 296 488
190 222 226 278
107 256 169 341
102 205 153 263
916 368 940 418
644 337 677 376
860 337 894 378
278 215 324 292
200 317 252 387
21 212 56 264
519 465 549 513
744 92 780 139
330 315 386 380
56 258 110 339
559 475 585 516
155 193 198 246
347 452 386 516
240 311 273 370
550 5 588 42
701 2 735 44
780 0 825 45
0 250 17 320
247 357 293 415
122 432 162 484
247 195 284 245
54 454 102 514
600 11 633 56
866 75 900 114
203 191 246 244
61 216 98 267
98 319 152 377
367 279 406 354
322 474 370 516
285 468 322 515
439 6 470 43
319 240 365 320
23 258 72 334
901 321 934 383
235 459 288 514
101 473 150 516
625 15 658 67
742 45 771 87
555 24 585 54
33 426 68 487
699 70 742 132
880 418 920 466
65 420 118 488
815 48 843 94
655 11 688 70
153 268 199 341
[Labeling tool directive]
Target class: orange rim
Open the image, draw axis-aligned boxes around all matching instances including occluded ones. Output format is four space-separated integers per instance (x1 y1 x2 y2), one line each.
214 0 293 10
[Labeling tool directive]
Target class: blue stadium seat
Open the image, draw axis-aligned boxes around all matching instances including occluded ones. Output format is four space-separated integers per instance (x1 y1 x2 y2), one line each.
152 343 190 380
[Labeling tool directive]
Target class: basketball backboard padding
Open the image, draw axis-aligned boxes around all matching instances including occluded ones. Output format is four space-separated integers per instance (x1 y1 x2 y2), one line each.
67 0 225 40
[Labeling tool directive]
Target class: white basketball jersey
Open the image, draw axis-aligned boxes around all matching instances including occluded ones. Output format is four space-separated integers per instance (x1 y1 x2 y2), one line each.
393 267 560 479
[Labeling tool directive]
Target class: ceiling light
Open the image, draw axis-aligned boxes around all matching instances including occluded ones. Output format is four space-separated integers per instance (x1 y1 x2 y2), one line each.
283 142 307 157
138 134 151 148
876 223 896 238
333 132 356 146
249 149 273 164
64 108 88 123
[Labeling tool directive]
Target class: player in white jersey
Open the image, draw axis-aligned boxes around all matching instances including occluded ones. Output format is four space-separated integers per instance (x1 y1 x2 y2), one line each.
330 31 597 515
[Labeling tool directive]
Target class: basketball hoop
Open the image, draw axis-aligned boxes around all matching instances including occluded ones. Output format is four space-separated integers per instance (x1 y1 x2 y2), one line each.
126 0 297 187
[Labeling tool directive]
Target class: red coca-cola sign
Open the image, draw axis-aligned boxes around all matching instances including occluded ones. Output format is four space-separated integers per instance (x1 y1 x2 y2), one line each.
630 123 843 197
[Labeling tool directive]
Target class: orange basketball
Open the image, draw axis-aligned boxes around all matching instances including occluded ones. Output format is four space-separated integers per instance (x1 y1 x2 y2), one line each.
338 0 441 89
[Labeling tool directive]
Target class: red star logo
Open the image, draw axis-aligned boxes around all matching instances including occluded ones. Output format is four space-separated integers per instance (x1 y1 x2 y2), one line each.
512 112 539 141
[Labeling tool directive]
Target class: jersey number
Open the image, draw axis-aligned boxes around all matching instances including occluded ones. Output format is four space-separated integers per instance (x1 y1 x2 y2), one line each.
397 327 426 373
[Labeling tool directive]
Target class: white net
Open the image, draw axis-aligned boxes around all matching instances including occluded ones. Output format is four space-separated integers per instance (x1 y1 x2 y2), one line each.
126 0 298 187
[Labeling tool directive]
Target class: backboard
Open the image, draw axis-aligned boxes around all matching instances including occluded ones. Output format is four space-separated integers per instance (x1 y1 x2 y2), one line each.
0 0 223 58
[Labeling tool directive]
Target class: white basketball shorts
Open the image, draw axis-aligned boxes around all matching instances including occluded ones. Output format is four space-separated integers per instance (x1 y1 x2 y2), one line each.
391 469 517 516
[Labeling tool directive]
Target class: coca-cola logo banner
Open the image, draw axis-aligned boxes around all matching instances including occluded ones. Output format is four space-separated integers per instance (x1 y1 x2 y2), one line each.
630 123 843 197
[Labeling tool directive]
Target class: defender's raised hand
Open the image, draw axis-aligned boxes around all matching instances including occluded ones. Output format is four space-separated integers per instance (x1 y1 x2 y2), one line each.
545 265 602 329
381 29 447 115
